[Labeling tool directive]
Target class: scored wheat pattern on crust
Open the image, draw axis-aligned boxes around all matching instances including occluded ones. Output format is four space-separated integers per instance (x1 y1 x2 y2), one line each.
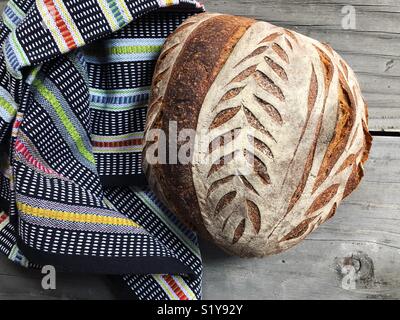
191 21 370 256
143 14 370 257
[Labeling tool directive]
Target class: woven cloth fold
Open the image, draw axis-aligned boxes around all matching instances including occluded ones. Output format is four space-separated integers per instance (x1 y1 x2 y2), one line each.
0 0 204 300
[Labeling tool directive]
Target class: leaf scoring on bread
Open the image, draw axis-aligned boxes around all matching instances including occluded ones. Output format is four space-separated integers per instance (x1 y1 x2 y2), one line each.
199 33 291 244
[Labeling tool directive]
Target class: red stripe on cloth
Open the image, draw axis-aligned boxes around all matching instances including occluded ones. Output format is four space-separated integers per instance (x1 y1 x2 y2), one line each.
0 213 8 223
162 275 189 300
13 119 21 130
43 0 77 50
92 138 143 148
15 140 55 175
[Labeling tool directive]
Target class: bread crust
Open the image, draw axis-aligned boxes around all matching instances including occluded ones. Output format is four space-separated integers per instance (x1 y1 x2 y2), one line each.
144 13 372 257
144 13 255 237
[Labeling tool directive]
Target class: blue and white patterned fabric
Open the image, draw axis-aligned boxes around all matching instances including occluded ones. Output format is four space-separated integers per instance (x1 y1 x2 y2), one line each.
0 0 204 300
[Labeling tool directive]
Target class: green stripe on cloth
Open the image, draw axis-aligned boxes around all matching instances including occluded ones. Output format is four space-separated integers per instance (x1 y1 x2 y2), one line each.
0 96 17 118
32 79 95 164
89 86 150 95
8 0 25 18
86 45 162 56
109 45 163 54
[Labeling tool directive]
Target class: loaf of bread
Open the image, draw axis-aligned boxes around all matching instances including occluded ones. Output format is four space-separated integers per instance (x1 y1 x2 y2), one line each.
143 13 372 257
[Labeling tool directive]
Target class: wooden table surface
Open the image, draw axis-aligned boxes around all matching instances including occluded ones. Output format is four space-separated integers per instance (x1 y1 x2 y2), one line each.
0 0 399 300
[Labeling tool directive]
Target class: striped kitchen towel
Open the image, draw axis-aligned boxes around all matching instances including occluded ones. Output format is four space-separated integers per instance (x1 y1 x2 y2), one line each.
0 0 204 300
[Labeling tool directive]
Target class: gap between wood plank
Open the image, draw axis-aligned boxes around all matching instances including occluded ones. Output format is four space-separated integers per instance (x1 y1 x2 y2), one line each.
370 131 400 137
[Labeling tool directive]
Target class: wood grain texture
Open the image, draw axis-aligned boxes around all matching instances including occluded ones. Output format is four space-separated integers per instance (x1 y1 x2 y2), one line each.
202 0 400 132
0 256 129 300
201 138 400 299
0 0 399 300
0 136 398 300
0 0 397 132
202 140 400 299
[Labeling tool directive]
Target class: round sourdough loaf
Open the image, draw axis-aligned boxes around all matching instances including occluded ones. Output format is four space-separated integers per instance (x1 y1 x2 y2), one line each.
143 13 372 257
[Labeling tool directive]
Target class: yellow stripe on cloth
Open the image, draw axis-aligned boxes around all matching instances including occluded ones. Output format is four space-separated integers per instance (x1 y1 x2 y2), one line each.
115 0 133 22
153 275 179 300
174 276 197 300
159 0 176 7
97 0 119 31
17 202 140 228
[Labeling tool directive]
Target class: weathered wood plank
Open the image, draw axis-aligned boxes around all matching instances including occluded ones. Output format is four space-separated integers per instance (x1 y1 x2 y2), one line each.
203 0 400 132
0 0 399 131
0 257 119 300
201 136 400 300
0 2 5 14
0 136 398 300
